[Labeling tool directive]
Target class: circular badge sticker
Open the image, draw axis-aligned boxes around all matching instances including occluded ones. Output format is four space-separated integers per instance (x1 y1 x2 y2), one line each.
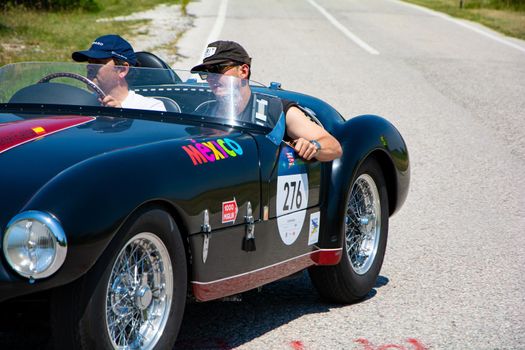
276 145 309 245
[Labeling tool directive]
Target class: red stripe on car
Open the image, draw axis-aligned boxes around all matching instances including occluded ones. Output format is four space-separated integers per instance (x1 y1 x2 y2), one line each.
0 116 95 154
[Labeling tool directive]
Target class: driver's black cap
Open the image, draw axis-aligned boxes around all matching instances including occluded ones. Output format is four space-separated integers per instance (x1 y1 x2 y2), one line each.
191 40 251 72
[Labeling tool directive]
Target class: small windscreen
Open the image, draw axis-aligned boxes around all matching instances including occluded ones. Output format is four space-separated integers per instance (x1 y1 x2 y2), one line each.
0 62 283 128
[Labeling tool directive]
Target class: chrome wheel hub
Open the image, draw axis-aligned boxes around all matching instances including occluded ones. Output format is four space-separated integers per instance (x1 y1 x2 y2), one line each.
345 174 381 275
135 285 153 311
105 232 173 350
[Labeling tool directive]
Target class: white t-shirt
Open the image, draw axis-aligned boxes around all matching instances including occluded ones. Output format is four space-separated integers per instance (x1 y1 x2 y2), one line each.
122 90 166 111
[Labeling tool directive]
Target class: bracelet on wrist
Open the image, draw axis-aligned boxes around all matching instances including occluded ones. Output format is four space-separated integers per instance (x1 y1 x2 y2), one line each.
309 139 321 153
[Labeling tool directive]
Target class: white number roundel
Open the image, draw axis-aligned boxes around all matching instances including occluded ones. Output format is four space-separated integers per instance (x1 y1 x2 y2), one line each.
276 173 309 245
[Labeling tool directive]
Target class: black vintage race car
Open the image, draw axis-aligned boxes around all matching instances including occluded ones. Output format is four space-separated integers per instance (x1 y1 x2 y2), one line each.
0 53 409 349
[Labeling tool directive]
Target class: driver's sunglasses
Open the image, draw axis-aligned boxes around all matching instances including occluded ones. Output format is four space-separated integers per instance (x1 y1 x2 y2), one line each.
198 63 239 79
87 58 127 70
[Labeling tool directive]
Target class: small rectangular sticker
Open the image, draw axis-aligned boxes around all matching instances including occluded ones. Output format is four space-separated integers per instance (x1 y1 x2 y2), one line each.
222 199 238 224
308 212 320 245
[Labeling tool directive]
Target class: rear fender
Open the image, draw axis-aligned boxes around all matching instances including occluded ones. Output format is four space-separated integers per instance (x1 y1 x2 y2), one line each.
319 115 410 250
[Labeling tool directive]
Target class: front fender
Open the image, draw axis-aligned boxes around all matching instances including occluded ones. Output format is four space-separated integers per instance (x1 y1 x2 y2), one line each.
318 115 410 250
18 139 202 288
1 130 259 300
15 141 184 285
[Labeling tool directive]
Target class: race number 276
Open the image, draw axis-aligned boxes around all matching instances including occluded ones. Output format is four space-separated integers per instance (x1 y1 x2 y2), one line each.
283 180 302 211
276 173 308 218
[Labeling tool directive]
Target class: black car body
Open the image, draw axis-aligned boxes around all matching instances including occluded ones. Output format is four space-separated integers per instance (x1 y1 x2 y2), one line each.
0 56 409 349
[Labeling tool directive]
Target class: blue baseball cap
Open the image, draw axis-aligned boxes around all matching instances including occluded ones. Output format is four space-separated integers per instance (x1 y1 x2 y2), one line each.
72 34 137 65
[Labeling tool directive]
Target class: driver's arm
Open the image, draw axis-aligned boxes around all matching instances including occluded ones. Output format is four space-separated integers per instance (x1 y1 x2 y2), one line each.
285 106 342 161
100 95 122 108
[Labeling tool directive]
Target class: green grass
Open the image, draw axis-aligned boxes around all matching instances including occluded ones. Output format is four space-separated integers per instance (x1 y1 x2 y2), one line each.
0 0 189 66
402 0 525 39
0 62 89 102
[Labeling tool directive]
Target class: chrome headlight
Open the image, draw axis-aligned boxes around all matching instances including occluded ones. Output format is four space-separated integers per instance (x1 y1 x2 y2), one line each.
2 211 67 279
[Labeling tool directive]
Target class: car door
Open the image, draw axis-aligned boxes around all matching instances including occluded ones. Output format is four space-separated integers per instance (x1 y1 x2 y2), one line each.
186 128 264 294
188 96 322 301
255 131 323 258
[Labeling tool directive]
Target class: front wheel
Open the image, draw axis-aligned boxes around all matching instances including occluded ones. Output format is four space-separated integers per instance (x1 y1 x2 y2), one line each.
51 208 187 349
309 158 389 303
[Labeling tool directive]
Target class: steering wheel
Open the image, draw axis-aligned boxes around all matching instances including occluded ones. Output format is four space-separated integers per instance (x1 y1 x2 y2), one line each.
38 72 106 100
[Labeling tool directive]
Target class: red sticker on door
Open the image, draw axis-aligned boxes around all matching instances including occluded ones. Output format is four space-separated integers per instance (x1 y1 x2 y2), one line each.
222 198 238 224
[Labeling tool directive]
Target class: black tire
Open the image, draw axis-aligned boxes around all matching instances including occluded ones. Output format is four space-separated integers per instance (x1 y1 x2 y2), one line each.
51 208 187 349
309 157 389 303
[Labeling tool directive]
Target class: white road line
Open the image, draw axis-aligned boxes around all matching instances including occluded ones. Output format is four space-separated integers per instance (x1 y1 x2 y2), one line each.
200 0 229 61
306 0 380 55
388 0 525 54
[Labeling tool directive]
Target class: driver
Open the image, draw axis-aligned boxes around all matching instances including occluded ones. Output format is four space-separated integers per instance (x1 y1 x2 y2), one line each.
191 41 342 161
72 34 166 111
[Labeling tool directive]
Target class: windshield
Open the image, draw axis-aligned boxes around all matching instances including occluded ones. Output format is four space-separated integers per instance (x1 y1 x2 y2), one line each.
0 62 282 128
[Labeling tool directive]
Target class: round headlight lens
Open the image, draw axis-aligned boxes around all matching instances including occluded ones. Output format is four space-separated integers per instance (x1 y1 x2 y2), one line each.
3 211 67 279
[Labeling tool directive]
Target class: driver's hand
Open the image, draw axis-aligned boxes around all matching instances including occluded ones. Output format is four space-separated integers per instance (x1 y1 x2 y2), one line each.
291 137 319 161
100 95 122 108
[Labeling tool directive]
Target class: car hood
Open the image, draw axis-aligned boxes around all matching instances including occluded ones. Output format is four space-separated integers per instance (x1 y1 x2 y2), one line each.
0 113 226 226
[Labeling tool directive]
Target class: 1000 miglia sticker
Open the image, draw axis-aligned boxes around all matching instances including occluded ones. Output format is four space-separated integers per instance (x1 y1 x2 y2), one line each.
182 138 243 166
276 145 308 245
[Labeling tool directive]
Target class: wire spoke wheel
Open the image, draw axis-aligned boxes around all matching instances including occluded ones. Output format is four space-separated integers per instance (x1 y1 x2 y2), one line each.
345 174 381 275
308 158 388 303
105 232 173 350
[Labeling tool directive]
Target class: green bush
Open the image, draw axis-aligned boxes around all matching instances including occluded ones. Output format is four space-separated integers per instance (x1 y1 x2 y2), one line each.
463 0 525 10
1 0 100 12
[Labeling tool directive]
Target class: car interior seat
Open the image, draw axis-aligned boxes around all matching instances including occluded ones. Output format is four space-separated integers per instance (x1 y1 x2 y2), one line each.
132 52 182 112
152 96 182 113
130 51 181 86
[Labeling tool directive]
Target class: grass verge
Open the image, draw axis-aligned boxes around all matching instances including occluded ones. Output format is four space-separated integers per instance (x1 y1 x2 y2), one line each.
0 0 189 66
402 0 525 39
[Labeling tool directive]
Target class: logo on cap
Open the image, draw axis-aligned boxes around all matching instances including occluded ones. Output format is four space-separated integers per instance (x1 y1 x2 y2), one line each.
204 46 217 59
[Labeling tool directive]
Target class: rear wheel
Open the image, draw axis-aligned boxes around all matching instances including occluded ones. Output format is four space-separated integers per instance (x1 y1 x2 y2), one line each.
51 208 187 349
309 158 389 303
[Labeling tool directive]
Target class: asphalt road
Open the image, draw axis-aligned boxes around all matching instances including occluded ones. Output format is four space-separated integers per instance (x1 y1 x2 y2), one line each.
1 1 523 349
175 0 525 349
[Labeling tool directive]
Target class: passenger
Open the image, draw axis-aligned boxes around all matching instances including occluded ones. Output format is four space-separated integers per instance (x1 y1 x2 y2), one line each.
192 40 342 161
72 34 166 111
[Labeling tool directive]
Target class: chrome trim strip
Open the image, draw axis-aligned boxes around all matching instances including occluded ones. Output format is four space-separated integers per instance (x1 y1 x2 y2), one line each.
191 248 342 285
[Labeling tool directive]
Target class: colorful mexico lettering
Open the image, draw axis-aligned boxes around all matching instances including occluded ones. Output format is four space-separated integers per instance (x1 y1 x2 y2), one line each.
182 138 243 166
